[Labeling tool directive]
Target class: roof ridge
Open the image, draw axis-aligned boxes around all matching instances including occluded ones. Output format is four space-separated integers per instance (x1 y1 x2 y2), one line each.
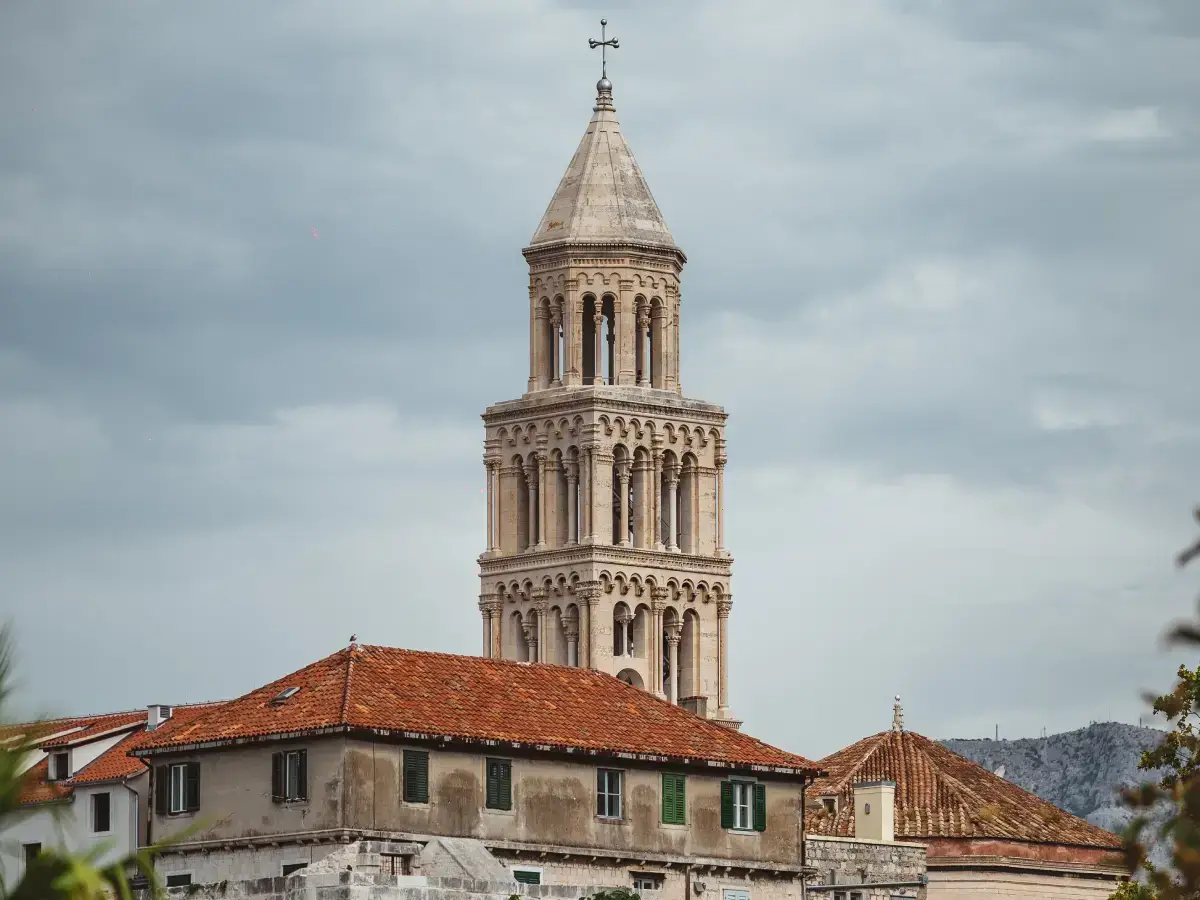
338 645 356 724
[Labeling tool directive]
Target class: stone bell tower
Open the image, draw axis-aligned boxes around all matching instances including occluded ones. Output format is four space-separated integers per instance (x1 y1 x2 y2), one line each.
477 66 737 726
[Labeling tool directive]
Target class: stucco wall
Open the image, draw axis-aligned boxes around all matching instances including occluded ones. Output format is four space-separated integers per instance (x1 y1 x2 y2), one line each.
150 736 804 866
926 868 1123 899
0 774 146 882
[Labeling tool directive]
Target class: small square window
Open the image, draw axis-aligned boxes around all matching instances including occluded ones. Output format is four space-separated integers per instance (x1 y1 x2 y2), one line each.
165 874 192 887
597 768 623 819
633 872 664 892
49 752 69 781
821 797 837 814
91 792 111 833
381 854 411 876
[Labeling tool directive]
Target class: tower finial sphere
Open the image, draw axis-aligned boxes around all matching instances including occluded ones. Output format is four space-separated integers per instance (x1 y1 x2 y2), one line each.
597 76 612 93
601 17 607 25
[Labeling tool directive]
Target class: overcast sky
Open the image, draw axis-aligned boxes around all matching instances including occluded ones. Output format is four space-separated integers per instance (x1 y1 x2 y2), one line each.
1 1 1197 758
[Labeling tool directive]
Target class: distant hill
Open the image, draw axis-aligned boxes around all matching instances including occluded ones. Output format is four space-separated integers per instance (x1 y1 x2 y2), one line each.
940 722 1166 834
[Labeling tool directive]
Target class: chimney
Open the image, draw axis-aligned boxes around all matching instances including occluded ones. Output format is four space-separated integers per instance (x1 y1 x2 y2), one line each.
147 704 173 732
853 781 896 843
680 696 707 718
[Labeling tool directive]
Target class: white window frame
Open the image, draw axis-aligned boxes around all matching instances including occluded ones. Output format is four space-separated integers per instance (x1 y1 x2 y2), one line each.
91 791 112 833
597 768 623 819
168 763 188 814
283 750 304 801
731 780 753 831
632 872 664 892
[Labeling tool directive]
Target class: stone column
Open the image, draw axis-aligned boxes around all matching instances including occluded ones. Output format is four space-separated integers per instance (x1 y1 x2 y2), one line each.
617 459 631 547
665 621 682 704
665 463 680 552
536 453 548 551
717 597 733 714
636 310 650 387
593 312 605 385
490 601 502 658
566 462 579 545
615 609 632 657
652 448 664 550
478 594 495 656
528 286 538 392
484 459 499 553
565 278 579 386
522 618 538 662
565 616 579 667
524 460 538 551
533 591 549 662
715 454 726 555
651 588 668 698
551 307 563 386
580 448 592 544
618 279 634 384
576 582 601 669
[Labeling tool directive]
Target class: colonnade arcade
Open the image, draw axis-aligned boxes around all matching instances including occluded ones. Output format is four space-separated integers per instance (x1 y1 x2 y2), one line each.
531 286 680 392
477 578 732 709
483 430 726 558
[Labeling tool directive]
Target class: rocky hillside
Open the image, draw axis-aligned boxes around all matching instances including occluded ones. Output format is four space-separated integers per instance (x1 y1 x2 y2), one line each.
940 722 1166 833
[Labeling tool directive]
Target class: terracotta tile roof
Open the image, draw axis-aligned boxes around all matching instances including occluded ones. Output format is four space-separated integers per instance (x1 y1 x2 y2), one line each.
17 758 72 806
15 703 222 804
137 645 821 773
806 729 1121 850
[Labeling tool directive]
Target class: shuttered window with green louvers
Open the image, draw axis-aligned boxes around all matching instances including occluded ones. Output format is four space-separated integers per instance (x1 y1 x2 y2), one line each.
661 773 686 824
403 750 429 804
486 758 512 810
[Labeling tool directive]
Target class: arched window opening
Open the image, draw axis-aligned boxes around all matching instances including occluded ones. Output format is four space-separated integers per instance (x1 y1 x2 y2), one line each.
582 295 598 383
602 294 616 385
649 299 665 389
552 607 568 665
679 455 698 554
616 668 644 689
514 456 530 552
509 611 529 662
631 605 649 659
660 452 679 552
635 297 649 387
564 604 580 666
611 449 632 546
662 609 681 704
551 296 565 386
631 448 650 548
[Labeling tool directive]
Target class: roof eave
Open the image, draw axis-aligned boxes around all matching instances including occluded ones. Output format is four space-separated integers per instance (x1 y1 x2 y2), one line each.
522 238 686 265
135 724 820 778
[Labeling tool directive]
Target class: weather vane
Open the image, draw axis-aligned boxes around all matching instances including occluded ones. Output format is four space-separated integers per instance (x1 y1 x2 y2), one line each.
588 18 618 81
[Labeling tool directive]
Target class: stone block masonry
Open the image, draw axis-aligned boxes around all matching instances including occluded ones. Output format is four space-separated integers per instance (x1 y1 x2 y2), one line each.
805 836 927 899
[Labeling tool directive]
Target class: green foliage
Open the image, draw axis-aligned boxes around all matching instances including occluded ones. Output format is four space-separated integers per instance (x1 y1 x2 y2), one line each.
0 623 175 900
1114 508 1200 899
585 890 640 900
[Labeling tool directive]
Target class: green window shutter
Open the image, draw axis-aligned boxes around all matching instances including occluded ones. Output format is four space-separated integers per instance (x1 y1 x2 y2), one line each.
271 752 284 802
185 762 201 812
753 783 767 832
499 761 512 811
485 761 498 809
720 780 734 829
513 870 541 885
297 750 308 801
154 766 169 816
662 775 686 824
404 750 429 803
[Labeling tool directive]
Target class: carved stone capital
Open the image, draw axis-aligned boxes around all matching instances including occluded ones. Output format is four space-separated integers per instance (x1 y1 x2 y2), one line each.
717 598 733 618
715 456 728 469
651 586 669 608
665 622 683 645
664 465 680 485
530 588 549 609
575 580 602 603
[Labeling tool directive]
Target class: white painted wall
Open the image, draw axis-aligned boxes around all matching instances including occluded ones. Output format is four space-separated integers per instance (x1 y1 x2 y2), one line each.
0 775 146 884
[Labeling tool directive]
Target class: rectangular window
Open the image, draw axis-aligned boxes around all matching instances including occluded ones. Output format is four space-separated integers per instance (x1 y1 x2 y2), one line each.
721 780 766 832
661 773 686 824
91 792 111 833
382 854 411 876
722 890 750 900
165 874 192 887
403 750 429 804
23 843 41 868
167 762 200 814
597 768 622 819
282 863 308 877
50 752 69 781
633 873 664 892
485 758 512 810
512 867 542 885
272 749 308 801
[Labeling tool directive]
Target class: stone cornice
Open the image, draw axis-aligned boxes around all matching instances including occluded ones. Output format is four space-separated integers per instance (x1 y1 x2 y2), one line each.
478 544 734 577
483 388 727 426
522 239 687 269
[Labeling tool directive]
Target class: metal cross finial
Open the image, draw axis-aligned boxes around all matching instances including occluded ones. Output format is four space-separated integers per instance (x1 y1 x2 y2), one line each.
588 18 619 80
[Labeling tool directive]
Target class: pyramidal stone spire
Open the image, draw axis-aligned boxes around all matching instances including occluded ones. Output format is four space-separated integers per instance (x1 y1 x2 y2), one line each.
528 77 676 250
892 696 905 733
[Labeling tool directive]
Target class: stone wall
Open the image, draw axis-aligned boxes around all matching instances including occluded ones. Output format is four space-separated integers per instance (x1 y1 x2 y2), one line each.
805 836 927 899
926 868 1123 899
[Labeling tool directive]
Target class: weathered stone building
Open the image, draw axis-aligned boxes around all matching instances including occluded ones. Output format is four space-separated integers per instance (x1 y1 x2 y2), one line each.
477 69 735 726
137 644 823 899
805 701 1126 899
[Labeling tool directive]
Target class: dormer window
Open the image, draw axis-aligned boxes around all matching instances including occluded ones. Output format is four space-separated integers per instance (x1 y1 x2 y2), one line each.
271 687 300 705
49 752 69 781
821 796 837 815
